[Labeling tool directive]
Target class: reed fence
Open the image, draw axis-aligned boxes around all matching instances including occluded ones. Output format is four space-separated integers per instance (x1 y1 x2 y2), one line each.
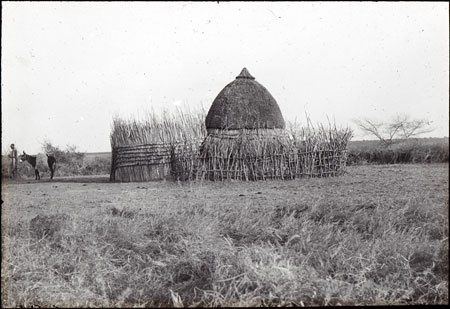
111 141 349 182
109 109 352 182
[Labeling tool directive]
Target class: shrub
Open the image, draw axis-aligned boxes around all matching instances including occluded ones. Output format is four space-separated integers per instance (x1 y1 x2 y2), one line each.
347 138 449 165
42 140 86 176
80 155 111 176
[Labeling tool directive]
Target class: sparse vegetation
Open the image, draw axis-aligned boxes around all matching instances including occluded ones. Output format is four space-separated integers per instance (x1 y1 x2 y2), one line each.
1 164 448 307
347 138 449 165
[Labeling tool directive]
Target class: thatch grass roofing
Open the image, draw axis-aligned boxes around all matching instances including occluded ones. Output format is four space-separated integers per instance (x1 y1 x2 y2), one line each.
205 68 285 130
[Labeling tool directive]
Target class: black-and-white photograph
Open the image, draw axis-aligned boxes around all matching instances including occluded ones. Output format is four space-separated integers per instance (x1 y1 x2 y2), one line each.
1 1 448 307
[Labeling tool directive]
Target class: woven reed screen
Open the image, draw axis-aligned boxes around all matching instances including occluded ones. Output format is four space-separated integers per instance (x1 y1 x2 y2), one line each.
110 141 200 182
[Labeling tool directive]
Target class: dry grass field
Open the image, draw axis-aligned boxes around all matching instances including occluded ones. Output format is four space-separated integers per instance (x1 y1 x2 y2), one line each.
1 164 448 307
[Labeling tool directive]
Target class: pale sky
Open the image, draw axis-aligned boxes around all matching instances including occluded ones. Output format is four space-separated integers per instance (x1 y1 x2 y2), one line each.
2 1 449 154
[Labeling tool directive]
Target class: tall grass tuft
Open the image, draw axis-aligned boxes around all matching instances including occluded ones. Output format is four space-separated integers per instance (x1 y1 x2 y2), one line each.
110 107 207 148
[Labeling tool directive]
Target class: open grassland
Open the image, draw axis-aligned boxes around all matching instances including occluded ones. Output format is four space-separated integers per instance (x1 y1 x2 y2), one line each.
1 164 448 307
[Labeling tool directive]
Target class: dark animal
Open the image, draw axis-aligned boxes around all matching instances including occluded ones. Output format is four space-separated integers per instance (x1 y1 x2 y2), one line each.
19 151 57 180
47 154 57 179
19 151 40 180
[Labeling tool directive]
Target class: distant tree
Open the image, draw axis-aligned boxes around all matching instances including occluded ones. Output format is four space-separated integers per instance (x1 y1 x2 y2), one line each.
353 114 433 147
41 140 85 173
42 139 64 158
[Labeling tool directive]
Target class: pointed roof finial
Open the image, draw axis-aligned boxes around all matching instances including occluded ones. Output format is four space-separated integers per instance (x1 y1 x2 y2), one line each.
236 68 255 80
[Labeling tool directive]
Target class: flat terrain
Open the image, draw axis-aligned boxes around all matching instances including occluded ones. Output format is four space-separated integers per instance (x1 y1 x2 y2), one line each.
1 164 449 307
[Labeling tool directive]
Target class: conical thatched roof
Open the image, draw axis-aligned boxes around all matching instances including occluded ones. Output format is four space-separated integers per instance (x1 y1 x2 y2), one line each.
205 68 285 130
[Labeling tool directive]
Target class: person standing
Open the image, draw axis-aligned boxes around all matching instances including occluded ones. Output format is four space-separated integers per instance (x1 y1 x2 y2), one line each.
8 144 18 179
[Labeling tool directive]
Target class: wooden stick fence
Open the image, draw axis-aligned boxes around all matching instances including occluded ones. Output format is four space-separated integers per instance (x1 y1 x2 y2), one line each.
109 110 352 182
173 149 348 181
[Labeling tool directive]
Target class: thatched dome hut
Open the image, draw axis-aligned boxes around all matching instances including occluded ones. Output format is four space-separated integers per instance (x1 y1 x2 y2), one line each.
200 68 294 180
205 68 285 131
